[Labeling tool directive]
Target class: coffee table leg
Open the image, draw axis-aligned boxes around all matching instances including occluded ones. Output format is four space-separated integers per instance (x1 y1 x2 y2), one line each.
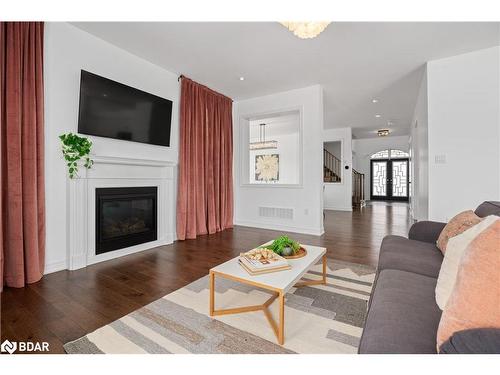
322 254 327 284
209 271 215 316
278 291 285 345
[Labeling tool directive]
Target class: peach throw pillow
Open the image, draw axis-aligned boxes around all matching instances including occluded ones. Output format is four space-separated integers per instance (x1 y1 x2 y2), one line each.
436 220 500 350
436 210 481 253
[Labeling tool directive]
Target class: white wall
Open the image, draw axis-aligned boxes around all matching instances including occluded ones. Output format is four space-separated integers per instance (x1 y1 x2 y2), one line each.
234 85 324 235
44 23 180 273
427 46 500 222
410 69 429 221
352 135 410 200
249 133 300 184
323 128 353 211
324 141 341 160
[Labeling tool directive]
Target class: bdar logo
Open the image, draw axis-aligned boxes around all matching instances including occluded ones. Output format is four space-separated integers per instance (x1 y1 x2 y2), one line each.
1 340 49 353
1 340 17 354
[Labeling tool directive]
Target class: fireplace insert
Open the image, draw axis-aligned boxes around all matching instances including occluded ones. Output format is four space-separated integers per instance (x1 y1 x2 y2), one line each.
95 186 157 254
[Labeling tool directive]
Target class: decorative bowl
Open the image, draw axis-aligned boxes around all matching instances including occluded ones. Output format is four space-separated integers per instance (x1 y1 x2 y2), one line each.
282 247 307 259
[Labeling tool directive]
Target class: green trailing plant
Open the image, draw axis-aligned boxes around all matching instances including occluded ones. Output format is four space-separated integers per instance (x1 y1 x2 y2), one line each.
59 133 94 179
262 235 301 256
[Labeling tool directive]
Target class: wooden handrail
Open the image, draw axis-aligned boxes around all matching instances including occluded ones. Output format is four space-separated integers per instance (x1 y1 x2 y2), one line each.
323 149 341 183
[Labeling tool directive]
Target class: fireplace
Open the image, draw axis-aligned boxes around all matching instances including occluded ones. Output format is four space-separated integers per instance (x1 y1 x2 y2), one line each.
95 186 157 255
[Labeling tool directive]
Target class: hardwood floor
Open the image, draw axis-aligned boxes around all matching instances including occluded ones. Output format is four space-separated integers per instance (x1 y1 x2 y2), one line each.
1 201 412 353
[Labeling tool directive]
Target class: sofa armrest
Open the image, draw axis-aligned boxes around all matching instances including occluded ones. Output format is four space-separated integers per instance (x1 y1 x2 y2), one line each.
408 221 446 243
439 328 500 354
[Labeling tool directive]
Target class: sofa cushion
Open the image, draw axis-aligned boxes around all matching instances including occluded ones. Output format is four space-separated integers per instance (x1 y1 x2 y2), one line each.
439 328 500 354
408 220 447 243
474 201 500 218
359 269 442 354
378 235 443 278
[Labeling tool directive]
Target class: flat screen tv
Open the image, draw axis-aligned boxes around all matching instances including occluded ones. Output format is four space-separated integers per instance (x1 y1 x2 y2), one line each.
78 70 173 147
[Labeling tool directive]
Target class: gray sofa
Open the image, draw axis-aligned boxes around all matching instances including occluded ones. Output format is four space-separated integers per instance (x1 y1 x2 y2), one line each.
359 201 500 354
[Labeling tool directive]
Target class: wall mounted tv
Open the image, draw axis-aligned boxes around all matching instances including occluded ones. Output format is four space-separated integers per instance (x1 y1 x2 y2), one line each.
78 70 173 147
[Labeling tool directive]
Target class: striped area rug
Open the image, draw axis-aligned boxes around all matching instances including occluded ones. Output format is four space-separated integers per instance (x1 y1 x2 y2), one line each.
64 259 375 354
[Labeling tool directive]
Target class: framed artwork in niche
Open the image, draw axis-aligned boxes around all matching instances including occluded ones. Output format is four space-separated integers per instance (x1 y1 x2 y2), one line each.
255 154 279 182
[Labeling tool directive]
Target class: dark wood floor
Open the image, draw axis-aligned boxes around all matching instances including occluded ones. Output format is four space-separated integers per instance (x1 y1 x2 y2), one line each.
1 201 412 353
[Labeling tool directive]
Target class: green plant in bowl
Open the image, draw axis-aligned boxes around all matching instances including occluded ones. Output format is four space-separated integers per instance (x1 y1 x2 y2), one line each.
262 235 301 256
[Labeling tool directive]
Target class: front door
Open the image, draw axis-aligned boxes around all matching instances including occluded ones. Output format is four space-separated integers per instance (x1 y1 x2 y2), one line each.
370 158 409 201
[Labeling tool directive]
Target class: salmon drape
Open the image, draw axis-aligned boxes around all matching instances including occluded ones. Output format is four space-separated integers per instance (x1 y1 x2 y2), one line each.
0 22 45 290
176 77 233 240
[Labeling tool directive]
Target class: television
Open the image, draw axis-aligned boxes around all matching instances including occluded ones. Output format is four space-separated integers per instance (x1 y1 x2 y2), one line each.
77 70 173 147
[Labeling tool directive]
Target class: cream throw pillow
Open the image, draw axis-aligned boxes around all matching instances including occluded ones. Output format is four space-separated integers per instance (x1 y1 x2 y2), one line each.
435 215 499 310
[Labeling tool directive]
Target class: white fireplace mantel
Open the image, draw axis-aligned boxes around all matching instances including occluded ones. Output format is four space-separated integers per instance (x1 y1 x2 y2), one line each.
67 155 177 270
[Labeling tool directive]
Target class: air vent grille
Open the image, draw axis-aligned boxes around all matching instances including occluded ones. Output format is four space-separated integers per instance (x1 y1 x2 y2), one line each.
258 206 293 220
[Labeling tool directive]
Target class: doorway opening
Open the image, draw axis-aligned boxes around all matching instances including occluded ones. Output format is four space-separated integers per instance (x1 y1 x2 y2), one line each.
323 141 342 183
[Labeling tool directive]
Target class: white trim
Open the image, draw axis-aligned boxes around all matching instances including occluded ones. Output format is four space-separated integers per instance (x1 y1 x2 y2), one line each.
67 155 176 270
239 183 303 189
323 181 342 185
323 138 345 185
238 106 304 188
323 206 353 212
44 260 67 274
91 155 177 168
234 220 324 236
87 236 173 266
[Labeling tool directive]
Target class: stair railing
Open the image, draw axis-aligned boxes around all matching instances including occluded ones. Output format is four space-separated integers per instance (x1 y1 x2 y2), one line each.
323 149 341 183
352 168 365 208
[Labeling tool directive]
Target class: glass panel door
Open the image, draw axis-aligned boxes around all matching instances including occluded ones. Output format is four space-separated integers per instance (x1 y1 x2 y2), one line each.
391 160 409 198
371 161 388 198
370 159 409 201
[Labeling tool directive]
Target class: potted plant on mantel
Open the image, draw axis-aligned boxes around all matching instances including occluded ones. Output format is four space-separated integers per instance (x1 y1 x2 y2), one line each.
59 133 94 179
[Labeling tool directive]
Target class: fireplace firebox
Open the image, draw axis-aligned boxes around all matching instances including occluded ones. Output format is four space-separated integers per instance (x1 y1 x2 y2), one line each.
95 187 157 255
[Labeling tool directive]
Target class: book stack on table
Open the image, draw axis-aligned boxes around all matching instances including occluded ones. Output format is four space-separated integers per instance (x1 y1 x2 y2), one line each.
238 251 291 275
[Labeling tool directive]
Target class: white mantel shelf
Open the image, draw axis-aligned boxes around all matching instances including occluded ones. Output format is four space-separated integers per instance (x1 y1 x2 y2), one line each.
91 155 177 168
67 155 177 270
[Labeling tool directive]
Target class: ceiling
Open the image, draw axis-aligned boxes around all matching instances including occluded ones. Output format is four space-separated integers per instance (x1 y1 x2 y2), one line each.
249 113 300 140
72 22 499 138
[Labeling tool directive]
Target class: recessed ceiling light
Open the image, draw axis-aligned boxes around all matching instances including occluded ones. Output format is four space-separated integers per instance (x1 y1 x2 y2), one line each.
239 77 245 81
372 99 378 103
377 129 390 137
375 114 381 118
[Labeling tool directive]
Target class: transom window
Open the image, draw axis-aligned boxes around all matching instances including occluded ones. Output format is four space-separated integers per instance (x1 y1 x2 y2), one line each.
370 149 409 159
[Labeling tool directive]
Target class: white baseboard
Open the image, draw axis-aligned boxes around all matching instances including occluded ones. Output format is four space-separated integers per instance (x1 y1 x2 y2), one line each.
45 234 175 274
85 236 173 268
323 206 353 212
234 219 324 236
44 260 67 274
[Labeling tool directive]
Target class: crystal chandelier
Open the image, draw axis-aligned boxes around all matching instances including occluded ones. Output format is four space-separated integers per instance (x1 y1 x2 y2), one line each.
249 123 278 150
280 22 330 39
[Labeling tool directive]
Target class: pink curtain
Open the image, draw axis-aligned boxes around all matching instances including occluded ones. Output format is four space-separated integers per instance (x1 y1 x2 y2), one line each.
0 22 45 290
176 76 233 240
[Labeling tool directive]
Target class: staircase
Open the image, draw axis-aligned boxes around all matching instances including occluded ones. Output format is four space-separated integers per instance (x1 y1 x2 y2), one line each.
323 149 341 182
324 148 365 208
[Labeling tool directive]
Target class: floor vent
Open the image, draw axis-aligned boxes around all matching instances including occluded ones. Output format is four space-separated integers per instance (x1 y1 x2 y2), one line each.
258 206 293 220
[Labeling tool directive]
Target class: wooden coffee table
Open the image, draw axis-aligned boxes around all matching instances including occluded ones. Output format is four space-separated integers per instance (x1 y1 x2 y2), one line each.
209 243 327 345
